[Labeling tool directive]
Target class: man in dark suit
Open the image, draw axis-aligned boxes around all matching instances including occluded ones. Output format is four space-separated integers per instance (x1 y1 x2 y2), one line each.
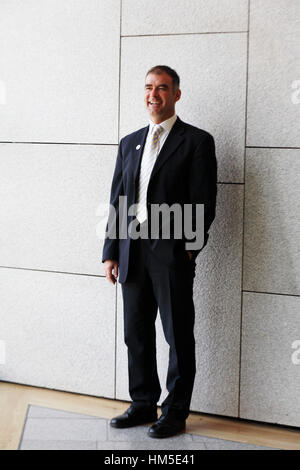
102 65 217 438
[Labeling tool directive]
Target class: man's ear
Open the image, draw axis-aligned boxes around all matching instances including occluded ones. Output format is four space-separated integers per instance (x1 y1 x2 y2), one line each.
175 89 181 102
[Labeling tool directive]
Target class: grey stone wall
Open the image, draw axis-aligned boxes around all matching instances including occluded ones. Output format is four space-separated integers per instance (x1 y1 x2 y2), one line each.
0 0 299 427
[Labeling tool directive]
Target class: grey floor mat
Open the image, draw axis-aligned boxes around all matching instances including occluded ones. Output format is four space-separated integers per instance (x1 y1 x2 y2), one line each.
18 405 279 450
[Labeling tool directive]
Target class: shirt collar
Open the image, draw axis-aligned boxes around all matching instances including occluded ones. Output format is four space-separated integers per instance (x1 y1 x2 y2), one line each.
149 114 177 134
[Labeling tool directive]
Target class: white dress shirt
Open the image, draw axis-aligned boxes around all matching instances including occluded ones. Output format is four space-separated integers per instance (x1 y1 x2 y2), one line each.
147 113 177 152
135 114 177 222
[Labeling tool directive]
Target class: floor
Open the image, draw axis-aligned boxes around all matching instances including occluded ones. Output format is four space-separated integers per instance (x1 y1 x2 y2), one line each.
1 381 300 450
19 405 277 450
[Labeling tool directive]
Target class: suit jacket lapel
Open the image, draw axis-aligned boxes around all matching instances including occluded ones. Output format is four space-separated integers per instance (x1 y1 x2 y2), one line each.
131 115 185 187
132 125 149 187
150 116 185 180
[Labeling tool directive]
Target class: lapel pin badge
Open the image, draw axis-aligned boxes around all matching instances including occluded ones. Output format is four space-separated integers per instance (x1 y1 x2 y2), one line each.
136 144 141 150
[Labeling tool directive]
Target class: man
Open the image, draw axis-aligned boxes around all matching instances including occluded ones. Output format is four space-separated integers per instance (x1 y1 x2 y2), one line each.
102 65 217 438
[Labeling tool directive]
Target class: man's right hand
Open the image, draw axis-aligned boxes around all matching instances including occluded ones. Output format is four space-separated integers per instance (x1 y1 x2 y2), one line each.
103 260 119 285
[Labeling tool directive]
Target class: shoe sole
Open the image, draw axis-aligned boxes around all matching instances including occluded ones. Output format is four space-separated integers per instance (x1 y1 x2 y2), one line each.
147 427 186 438
110 416 158 429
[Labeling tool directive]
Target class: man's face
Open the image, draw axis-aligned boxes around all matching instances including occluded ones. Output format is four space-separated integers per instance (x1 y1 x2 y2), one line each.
144 72 181 123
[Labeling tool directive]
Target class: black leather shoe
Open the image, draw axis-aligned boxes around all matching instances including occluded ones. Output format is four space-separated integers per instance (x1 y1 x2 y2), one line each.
148 415 186 438
110 405 158 428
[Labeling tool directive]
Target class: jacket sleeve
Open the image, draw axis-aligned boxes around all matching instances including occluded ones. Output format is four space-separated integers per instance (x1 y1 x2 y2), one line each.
102 139 124 263
186 133 218 259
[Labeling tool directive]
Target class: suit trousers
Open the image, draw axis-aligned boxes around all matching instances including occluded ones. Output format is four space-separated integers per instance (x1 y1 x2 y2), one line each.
121 220 197 421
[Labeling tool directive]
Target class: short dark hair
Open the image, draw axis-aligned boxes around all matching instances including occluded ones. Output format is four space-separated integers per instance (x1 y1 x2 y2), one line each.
145 65 180 92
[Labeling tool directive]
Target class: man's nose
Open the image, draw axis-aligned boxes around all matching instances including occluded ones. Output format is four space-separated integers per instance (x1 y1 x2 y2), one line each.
150 88 159 98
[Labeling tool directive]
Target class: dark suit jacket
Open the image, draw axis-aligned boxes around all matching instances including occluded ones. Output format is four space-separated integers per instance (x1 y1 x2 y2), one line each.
102 116 218 283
